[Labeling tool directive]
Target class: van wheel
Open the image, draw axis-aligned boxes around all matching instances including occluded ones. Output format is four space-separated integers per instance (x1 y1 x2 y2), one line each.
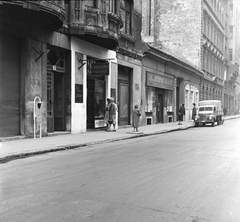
195 123 199 127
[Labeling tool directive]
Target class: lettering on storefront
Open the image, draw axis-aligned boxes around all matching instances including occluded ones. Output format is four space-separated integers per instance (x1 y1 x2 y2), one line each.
146 72 174 90
92 63 109 75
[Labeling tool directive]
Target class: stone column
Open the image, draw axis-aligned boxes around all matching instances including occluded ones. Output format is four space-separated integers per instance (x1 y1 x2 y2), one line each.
20 37 47 137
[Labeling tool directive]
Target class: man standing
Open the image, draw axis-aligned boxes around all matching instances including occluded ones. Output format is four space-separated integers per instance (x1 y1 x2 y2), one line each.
178 103 185 125
192 103 197 120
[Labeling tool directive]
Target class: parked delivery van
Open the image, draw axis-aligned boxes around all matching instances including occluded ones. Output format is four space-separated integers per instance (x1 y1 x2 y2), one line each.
194 100 224 127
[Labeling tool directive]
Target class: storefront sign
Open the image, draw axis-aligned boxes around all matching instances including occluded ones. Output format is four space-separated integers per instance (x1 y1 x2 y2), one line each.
75 84 83 103
92 63 109 75
146 72 174 90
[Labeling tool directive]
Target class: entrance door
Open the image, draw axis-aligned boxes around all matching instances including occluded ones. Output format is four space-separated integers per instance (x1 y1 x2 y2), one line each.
54 73 65 131
118 81 129 125
157 93 164 123
47 71 65 132
0 33 20 137
47 72 54 132
87 78 95 129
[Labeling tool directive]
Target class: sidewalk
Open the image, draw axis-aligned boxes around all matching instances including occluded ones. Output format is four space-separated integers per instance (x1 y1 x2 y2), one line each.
1 115 239 162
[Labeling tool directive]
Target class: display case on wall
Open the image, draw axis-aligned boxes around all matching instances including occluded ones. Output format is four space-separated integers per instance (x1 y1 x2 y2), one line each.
145 87 156 113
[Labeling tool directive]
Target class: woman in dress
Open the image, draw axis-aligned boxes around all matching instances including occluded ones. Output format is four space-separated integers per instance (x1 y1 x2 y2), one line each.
132 104 141 132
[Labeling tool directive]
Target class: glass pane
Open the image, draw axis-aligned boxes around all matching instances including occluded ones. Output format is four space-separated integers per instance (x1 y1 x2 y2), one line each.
95 80 105 118
119 84 129 118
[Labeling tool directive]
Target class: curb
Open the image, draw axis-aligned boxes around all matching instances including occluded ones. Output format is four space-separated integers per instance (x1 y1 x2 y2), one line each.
0 125 193 164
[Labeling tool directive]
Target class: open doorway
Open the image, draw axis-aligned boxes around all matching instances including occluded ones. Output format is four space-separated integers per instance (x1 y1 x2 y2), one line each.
157 93 164 123
47 71 66 132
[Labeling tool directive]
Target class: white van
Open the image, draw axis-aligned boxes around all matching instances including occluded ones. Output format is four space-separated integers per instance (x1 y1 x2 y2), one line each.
194 100 224 127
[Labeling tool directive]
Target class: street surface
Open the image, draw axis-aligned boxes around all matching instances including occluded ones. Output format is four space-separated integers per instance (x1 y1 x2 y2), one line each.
1 119 240 222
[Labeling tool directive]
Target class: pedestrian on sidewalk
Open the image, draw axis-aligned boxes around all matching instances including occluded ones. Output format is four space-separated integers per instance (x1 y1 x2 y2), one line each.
104 98 111 131
192 103 197 120
132 104 141 132
178 103 185 125
107 97 117 132
223 107 227 116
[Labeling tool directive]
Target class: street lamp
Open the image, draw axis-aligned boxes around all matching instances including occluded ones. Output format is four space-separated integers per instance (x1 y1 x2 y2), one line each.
33 96 42 139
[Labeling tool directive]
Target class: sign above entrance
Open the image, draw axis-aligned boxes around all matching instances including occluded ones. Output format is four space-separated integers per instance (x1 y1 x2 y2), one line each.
146 72 174 90
91 63 109 76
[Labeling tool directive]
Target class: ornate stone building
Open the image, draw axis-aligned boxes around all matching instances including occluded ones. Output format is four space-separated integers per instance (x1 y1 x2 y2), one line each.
0 0 124 137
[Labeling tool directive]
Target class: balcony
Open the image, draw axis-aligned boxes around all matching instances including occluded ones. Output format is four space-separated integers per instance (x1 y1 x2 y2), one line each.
67 5 122 50
0 1 66 29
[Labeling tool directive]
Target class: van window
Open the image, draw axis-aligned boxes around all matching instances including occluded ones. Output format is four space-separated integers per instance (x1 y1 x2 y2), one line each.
199 107 213 111
206 107 213 111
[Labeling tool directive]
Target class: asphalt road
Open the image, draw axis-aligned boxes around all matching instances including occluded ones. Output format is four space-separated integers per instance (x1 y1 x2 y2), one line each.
1 119 240 222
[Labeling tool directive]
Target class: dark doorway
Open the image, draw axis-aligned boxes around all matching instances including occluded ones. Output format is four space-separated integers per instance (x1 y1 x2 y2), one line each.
47 49 68 132
157 93 164 123
176 79 180 116
118 66 131 126
47 71 66 132
54 73 65 131
87 77 105 129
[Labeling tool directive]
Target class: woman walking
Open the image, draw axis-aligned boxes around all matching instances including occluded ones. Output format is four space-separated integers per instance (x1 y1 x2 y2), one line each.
132 104 141 132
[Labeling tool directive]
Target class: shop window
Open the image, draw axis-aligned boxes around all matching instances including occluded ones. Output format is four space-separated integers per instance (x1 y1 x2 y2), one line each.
94 80 105 119
166 90 173 112
146 87 156 112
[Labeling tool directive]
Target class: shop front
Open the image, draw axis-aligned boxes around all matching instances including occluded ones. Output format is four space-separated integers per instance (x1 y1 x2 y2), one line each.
71 37 117 133
145 72 175 124
87 59 109 129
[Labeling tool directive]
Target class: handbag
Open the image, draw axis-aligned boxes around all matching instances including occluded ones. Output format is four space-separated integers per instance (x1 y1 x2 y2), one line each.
108 115 113 124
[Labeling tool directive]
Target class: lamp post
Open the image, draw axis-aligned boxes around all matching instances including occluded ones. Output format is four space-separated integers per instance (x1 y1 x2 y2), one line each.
33 96 42 139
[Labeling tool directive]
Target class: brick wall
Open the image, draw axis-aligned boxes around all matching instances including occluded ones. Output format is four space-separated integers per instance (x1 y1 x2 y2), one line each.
142 0 202 69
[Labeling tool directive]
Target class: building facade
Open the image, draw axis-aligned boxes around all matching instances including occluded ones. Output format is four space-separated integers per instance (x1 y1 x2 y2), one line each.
222 0 240 115
116 0 145 126
141 0 240 121
0 0 123 137
141 0 203 121
142 45 202 124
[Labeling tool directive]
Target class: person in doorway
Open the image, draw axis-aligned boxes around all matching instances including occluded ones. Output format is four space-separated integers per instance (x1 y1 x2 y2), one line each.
192 103 197 120
223 107 227 116
108 97 117 132
132 104 141 132
178 103 185 125
104 98 111 131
